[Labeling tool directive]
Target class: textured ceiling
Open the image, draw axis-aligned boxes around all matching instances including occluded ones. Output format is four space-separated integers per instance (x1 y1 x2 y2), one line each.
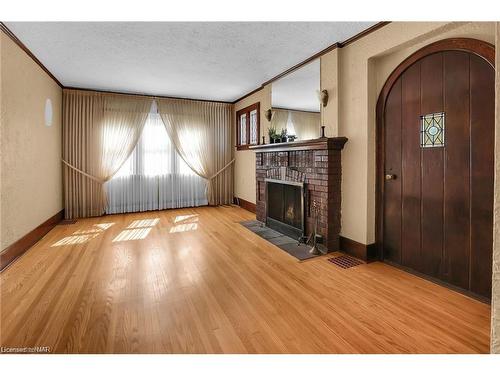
5 22 376 102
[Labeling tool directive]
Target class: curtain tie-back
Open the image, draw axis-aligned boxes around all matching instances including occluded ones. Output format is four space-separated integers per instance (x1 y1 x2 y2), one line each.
62 159 105 184
209 159 235 180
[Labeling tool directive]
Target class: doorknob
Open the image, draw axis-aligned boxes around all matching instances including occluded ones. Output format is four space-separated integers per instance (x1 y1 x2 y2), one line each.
385 174 397 180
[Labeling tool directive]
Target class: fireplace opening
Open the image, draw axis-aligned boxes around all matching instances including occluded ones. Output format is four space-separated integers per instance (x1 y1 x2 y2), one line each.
266 179 305 240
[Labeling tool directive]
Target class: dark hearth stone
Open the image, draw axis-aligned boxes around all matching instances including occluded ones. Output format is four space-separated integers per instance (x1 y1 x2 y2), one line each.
279 243 319 260
267 236 296 246
240 220 262 228
259 229 283 240
239 221 320 261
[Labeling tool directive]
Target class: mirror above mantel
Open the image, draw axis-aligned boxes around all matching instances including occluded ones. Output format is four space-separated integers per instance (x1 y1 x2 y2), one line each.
270 59 321 143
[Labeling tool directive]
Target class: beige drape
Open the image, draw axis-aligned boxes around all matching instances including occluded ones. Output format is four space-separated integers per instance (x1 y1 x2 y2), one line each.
270 108 289 131
63 90 152 219
157 98 234 205
289 110 321 140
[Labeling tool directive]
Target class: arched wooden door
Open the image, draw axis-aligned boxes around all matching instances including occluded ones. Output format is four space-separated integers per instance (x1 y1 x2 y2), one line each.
376 39 495 299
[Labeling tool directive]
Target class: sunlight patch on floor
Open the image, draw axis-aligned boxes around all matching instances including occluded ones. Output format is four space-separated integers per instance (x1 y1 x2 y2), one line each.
72 228 104 234
127 218 159 229
170 214 199 233
112 228 152 242
72 223 115 235
51 222 115 246
94 223 115 230
51 234 99 246
174 214 198 223
169 223 198 233
111 218 159 242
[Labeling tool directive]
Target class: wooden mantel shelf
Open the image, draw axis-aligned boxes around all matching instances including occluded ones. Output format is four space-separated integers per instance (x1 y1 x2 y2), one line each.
249 137 348 152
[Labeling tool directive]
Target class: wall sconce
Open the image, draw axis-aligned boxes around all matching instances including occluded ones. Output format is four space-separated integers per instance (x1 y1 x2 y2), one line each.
318 89 329 108
44 98 53 127
264 108 273 122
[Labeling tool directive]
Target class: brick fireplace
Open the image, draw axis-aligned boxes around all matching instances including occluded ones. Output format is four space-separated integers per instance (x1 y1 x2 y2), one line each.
250 137 348 253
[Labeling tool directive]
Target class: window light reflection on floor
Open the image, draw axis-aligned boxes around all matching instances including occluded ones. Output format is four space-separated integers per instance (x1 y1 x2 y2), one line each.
111 217 159 242
169 223 198 233
71 228 104 235
94 223 115 231
51 222 115 247
112 228 152 242
127 218 159 229
51 234 99 247
170 214 199 233
174 214 198 224
71 223 115 235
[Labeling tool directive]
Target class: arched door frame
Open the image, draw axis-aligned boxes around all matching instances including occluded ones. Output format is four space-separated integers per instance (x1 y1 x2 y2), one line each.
375 38 495 260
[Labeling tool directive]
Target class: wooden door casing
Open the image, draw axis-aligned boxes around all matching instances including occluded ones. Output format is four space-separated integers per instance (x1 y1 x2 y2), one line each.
376 39 495 299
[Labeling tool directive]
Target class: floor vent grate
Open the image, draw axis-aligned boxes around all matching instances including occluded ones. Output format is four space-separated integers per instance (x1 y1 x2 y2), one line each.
58 219 78 225
327 255 364 269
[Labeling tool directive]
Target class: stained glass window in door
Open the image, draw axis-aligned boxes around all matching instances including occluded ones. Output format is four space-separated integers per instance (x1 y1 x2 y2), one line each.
420 112 445 148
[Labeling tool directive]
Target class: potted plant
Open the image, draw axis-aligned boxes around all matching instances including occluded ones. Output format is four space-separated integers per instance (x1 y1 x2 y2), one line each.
280 128 288 143
268 126 277 144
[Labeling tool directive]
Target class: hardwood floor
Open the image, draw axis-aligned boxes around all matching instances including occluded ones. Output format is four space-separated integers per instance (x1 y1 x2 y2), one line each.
0 206 491 353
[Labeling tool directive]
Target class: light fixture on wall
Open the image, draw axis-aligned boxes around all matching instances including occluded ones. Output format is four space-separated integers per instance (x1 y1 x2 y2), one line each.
44 98 53 127
264 108 273 122
317 89 329 108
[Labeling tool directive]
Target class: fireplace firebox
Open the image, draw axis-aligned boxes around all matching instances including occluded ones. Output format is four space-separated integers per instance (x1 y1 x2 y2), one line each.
266 179 305 240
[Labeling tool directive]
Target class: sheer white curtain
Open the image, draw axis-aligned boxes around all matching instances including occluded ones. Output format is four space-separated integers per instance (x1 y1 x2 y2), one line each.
105 110 207 214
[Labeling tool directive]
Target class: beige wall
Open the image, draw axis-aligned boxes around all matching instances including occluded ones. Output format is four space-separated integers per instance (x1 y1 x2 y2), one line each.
233 84 271 203
491 22 500 354
0 32 63 249
320 49 339 137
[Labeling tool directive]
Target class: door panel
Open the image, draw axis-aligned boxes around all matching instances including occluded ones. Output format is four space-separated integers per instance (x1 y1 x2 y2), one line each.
401 63 422 272
420 53 444 278
469 54 495 297
382 50 494 298
383 78 402 264
443 51 470 290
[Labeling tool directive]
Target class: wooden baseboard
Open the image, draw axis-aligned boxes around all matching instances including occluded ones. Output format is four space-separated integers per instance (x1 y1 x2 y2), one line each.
0 209 64 272
233 197 256 214
383 259 490 304
339 236 377 262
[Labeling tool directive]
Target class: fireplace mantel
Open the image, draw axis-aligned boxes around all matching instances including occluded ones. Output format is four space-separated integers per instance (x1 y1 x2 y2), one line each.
249 137 348 152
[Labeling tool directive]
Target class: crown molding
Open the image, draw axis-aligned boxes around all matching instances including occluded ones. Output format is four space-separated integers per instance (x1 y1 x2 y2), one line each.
0 21 64 88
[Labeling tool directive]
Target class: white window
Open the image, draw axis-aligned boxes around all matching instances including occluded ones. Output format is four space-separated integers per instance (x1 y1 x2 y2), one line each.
106 112 207 214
